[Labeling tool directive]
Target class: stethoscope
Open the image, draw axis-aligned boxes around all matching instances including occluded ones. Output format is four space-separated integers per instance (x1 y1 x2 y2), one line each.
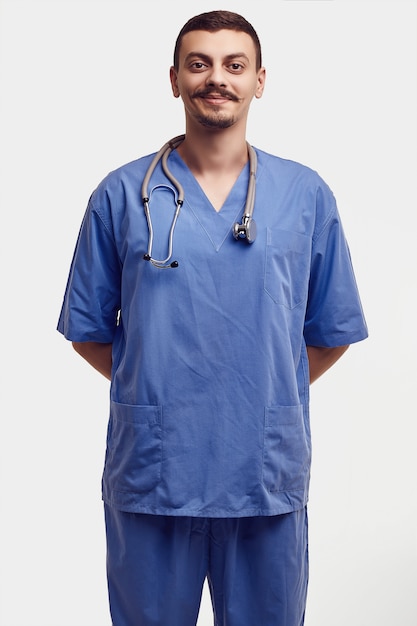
142 134 257 269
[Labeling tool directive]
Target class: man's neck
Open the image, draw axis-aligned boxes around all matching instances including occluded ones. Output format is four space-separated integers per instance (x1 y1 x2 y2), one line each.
176 127 250 212
177 127 249 176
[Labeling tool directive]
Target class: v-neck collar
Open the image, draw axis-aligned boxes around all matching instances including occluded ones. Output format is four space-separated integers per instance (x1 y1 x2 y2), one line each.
168 150 250 252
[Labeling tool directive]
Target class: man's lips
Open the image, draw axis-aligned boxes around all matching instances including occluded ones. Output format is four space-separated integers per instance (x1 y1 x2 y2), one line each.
192 89 239 102
203 95 230 104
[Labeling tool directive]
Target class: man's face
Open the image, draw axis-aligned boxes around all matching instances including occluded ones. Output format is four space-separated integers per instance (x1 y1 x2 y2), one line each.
170 29 265 131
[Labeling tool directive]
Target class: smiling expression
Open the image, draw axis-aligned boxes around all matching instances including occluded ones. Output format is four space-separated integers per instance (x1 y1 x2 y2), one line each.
170 30 265 131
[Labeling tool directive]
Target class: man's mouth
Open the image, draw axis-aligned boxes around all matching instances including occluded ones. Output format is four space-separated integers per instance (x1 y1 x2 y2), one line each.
193 89 239 102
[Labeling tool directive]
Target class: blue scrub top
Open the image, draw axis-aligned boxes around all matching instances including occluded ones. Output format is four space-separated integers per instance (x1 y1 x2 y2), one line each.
58 147 368 517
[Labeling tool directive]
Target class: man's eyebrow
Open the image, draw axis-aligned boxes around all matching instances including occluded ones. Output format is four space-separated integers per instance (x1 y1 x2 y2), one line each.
184 52 250 64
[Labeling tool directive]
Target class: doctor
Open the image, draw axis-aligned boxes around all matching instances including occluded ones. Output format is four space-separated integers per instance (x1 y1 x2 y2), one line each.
58 10 368 626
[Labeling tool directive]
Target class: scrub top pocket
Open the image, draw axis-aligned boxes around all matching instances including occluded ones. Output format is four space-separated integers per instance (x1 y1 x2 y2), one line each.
104 401 162 494
262 405 311 493
264 229 311 309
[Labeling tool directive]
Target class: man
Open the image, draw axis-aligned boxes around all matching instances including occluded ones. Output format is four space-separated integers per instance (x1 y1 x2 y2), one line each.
58 10 368 626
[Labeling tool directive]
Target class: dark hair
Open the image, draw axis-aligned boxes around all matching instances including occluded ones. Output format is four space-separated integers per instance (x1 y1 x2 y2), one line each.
173 10 262 71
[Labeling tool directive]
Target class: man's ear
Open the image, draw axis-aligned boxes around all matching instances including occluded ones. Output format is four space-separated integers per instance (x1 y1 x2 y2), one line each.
255 67 266 99
170 66 180 98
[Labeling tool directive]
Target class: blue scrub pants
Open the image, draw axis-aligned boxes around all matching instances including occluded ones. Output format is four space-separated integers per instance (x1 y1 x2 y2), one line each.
104 505 308 626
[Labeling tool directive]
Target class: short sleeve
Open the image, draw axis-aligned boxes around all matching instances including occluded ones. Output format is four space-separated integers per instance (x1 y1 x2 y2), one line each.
303 187 368 347
57 198 122 343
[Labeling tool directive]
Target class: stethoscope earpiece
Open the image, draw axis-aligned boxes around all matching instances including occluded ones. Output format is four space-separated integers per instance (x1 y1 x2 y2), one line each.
143 253 179 269
142 136 257 268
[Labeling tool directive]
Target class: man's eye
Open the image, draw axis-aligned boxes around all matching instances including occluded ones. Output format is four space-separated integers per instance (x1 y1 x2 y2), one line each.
191 62 206 69
230 63 243 71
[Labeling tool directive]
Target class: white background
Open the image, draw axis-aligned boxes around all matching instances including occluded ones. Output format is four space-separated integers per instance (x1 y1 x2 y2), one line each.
1 1 416 625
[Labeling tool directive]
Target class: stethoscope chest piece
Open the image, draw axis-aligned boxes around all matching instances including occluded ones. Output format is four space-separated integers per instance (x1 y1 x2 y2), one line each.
233 216 257 244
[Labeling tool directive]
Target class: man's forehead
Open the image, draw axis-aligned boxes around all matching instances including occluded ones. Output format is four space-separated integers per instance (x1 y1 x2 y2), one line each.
179 29 257 61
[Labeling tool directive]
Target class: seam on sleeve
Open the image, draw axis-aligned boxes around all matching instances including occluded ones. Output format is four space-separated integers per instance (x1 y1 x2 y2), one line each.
312 199 338 244
89 196 122 265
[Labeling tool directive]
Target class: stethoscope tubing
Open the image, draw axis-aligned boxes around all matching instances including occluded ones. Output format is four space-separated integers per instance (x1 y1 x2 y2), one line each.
142 135 185 268
142 135 257 268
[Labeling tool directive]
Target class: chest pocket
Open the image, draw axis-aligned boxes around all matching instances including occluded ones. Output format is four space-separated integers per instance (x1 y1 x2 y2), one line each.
264 228 311 309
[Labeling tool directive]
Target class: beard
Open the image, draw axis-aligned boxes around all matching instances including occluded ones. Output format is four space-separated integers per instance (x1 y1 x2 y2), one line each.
196 111 235 129
192 88 239 129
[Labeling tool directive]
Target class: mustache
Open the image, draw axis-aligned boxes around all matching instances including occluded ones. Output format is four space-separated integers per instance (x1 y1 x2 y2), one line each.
192 88 240 102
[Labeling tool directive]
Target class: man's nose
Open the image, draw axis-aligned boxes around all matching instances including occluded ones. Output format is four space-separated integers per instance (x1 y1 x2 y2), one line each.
205 64 228 87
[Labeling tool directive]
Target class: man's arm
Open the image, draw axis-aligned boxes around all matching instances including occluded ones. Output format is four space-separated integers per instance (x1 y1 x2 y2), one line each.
71 342 348 384
306 345 349 384
72 341 112 380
